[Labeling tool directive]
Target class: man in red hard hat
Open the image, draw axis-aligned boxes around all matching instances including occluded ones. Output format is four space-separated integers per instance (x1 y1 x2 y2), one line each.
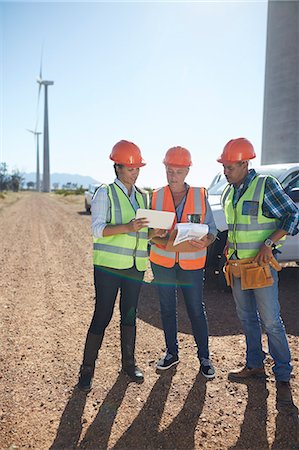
78 140 163 392
150 146 217 378
218 137 299 406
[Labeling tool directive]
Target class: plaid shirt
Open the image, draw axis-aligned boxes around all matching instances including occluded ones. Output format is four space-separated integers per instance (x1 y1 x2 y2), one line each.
233 169 299 236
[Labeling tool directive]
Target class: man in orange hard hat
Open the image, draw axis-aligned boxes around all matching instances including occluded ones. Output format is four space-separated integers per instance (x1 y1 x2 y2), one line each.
150 146 217 378
78 140 164 392
217 137 299 406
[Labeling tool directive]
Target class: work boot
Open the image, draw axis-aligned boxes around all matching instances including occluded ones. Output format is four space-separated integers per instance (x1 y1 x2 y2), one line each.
77 331 104 392
121 325 144 383
228 365 266 380
276 381 294 406
78 364 95 393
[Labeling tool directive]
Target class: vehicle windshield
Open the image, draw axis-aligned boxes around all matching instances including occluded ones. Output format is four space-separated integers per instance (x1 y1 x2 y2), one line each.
208 177 227 195
208 167 294 196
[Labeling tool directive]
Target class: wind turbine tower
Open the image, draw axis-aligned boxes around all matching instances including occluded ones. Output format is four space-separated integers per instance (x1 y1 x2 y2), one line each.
261 1 299 163
27 129 42 191
37 74 54 192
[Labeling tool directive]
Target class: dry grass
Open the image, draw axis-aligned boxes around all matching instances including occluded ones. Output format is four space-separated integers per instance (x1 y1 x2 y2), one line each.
53 192 85 206
0 191 23 211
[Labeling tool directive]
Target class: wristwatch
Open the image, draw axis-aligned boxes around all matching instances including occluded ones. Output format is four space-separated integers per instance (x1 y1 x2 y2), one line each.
264 238 274 248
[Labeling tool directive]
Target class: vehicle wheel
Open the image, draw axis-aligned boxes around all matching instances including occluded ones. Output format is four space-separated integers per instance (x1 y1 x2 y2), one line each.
85 199 91 214
207 230 230 291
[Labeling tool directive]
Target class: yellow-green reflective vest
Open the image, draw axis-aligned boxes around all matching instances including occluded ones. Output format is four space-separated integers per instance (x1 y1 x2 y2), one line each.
221 175 285 259
93 183 149 271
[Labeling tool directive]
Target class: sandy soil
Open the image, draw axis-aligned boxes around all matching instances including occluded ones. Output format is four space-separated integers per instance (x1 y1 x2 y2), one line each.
0 192 298 450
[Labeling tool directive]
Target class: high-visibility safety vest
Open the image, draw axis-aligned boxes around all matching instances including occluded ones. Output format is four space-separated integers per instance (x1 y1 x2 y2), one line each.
150 185 207 270
221 175 285 259
93 183 149 271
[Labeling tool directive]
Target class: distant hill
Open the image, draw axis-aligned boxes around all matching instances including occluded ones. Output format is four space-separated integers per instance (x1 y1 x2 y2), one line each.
22 173 100 189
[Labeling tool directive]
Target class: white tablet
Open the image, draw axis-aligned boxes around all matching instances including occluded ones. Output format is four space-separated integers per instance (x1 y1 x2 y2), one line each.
135 209 175 229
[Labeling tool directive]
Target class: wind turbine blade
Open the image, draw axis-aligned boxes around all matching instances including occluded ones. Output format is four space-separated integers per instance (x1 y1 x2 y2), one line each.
27 128 35 134
34 82 42 132
39 43 44 80
35 42 45 131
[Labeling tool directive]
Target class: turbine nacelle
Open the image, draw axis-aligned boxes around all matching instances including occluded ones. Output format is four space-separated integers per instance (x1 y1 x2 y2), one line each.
27 129 42 136
37 79 54 86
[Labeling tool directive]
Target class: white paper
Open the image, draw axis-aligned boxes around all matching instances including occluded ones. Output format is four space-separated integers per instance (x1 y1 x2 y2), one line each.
135 209 175 229
173 223 209 246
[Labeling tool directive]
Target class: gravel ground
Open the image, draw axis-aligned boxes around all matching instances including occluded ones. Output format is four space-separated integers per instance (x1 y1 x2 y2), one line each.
0 192 298 450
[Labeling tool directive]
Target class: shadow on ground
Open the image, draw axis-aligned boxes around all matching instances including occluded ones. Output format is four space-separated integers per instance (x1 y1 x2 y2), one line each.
50 370 207 450
227 377 298 450
50 375 129 450
138 266 299 337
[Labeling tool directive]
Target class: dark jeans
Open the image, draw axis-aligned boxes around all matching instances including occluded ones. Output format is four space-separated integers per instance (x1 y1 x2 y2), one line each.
89 265 144 335
151 262 210 360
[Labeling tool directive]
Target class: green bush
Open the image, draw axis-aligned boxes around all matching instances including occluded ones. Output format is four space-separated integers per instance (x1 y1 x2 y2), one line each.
54 187 85 196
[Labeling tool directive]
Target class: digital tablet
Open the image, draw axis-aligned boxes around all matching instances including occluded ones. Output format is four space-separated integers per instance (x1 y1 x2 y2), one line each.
135 209 175 229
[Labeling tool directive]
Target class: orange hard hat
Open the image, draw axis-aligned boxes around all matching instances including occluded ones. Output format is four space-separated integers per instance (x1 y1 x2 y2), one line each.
109 140 146 168
163 146 192 167
217 138 256 163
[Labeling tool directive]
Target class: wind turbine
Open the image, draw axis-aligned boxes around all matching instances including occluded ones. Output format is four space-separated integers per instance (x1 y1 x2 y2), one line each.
37 60 54 193
27 129 42 191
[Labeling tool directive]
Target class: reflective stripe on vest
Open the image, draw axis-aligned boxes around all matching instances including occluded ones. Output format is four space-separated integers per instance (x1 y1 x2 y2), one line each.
93 183 149 271
222 175 285 259
150 185 207 269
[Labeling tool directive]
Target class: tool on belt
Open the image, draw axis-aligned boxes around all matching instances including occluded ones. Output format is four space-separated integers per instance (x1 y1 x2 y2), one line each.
224 257 282 290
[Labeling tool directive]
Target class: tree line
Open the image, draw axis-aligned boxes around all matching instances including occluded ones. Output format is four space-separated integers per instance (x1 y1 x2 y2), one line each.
0 163 24 192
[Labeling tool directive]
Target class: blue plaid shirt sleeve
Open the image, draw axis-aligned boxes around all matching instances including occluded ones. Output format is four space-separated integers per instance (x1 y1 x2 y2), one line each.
263 176 299 236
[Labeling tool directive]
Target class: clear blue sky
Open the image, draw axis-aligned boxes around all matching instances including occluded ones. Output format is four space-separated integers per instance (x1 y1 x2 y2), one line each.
0 0 268 188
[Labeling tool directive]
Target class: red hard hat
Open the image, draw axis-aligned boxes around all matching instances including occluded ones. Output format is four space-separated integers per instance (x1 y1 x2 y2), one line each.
217 138 256 163
163 146 192 167
109 140 146 168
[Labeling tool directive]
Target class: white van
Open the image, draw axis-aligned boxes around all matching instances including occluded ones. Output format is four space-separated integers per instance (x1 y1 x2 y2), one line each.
206 163 299 288
84 183 101 214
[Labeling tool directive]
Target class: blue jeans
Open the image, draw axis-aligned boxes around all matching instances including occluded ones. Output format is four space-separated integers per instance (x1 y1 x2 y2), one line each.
231 266 292 381
151 263 210 360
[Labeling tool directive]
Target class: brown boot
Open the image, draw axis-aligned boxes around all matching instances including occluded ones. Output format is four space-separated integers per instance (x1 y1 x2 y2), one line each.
276 381 294 406
228 366 266 380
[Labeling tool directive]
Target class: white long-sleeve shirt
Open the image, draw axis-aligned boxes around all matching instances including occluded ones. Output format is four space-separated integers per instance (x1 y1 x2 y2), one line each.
91 178 140 238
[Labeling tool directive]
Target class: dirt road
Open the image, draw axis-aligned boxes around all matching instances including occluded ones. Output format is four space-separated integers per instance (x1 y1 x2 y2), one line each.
0 192 298 450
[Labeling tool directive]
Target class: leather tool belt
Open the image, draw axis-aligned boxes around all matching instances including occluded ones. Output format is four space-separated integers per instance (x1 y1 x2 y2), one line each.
224 257 282 290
